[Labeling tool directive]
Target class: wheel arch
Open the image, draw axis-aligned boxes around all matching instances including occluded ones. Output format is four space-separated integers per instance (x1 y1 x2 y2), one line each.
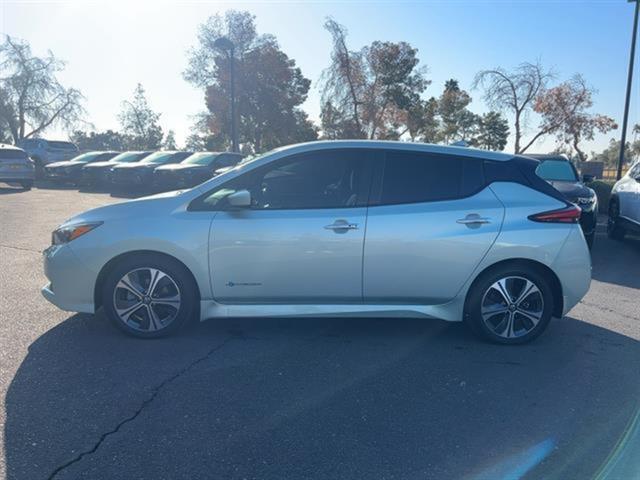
93 250 201 311
465 258 564 318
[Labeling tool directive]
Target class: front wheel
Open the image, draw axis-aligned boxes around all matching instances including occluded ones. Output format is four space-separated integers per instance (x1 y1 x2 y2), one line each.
465 266 554 344
607 200 626 241
20 180 33 190
102 255 197 338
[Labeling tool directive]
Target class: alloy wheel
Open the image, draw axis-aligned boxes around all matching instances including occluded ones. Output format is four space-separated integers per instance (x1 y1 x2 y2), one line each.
112 267 181 333
480 276 544 339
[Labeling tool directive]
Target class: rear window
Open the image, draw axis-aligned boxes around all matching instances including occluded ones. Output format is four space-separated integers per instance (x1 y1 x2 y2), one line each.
0 149 27 160
379 152 464 205
535 160 578 182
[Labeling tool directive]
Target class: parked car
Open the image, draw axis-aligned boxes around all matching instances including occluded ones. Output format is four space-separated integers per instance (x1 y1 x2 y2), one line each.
42 141 591 344
81 151 152 187
109 151 193 190
529 154 598 248
16 138 78 177
44 151 120 184
608 160 640 240
153 152 244 190
0 144 35 190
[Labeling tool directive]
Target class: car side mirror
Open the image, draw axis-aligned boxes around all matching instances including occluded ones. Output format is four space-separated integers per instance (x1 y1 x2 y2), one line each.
227 189 251 208
582 174 594 183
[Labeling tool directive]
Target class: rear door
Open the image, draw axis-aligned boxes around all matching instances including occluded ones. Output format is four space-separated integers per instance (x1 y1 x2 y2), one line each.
363 150 503 304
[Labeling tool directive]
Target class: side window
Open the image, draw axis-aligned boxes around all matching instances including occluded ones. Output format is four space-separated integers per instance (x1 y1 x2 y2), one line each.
629 162 640 178
378 152 465 205
193 150 371 211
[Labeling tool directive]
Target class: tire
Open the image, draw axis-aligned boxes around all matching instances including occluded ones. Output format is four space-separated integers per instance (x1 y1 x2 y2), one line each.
20 181 33 191
607 200 626 241
33 159 45 180
585 232 595 250
464 264 554 345
102 254 198 338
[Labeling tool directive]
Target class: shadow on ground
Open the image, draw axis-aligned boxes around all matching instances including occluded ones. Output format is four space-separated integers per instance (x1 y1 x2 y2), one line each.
4 312 639 479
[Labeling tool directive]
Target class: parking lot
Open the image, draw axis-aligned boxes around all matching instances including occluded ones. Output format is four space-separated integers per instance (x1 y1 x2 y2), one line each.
0 182 639 480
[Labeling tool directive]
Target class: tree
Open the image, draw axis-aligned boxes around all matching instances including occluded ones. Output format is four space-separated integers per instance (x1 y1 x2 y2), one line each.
117 83 163 150
185 10 316 153
534 75 617 161
162 130 178 150
590 139 635 167
0 35 85 143
438 79 477 143
473 111 509 151
320 18 429 139
69 130 128 151
473 62 553 153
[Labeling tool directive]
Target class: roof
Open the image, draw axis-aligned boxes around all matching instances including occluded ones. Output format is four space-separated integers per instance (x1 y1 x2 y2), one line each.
269 140 516 162
525 153 570 161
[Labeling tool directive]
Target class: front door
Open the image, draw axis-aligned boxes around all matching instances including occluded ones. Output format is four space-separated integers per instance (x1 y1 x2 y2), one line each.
207 149 373 303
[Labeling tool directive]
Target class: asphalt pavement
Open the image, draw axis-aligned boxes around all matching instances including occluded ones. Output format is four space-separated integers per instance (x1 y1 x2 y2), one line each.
0 182 639 480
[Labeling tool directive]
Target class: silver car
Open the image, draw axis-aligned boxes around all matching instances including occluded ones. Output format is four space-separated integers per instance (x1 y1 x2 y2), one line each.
608 160 640 240
0 144 35 190
42 141 591 344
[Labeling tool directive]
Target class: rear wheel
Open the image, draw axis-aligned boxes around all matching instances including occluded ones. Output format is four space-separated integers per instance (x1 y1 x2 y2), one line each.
607 200 626 241
20 181 33 190
465 265 554 344
102 254 197 338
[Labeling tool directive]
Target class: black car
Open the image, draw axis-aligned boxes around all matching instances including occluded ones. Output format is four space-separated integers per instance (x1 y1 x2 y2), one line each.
81 151 152 186
530 154 598 248
109 151 193 191
44 151 119 184
152 152 244 191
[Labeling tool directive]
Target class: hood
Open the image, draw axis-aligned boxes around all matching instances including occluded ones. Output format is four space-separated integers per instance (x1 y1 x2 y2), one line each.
59 190 187 228
46 160 79 168
84 161 115 169
548 180 594 200
155 164 207 172
111 163 155 171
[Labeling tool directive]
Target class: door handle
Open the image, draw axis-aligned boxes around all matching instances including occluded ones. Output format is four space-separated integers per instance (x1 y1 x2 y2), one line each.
324 220 359 231
456 214 491 225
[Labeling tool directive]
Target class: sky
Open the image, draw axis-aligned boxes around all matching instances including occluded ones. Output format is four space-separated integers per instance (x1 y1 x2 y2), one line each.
0 0 638 155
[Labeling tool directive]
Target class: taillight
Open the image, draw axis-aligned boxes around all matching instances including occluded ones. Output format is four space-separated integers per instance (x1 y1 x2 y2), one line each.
528 205 581 223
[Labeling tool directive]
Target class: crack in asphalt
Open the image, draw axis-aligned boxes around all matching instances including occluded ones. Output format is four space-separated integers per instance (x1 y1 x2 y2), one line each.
47 336 233 480
0 244 42 253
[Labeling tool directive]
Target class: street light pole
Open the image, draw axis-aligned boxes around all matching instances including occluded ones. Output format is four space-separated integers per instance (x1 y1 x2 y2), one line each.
214 37 239 153
228 44 238 153
618 0 640 180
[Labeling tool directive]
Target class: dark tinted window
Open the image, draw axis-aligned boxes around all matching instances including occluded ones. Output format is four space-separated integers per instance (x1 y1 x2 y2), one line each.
379 152 464 205
194 150 371 210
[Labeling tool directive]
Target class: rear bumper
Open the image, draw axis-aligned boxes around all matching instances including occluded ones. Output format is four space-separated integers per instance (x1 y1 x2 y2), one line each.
0 170 34 182
552 224 592 315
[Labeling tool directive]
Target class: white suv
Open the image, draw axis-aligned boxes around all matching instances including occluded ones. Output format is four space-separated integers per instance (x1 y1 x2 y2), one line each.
608 160 640 240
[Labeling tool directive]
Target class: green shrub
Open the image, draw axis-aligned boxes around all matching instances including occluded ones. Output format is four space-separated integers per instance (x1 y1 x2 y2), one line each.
588 180 615 212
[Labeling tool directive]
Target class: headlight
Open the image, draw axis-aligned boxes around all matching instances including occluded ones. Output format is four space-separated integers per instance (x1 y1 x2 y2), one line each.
574 196 596 211
52 222 102 245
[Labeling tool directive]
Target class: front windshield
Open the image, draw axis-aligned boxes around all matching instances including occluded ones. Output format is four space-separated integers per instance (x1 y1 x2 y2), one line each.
140 152 174 164
70 152 100 163
110 152 143 163
182 152 216 165
536 160 578 182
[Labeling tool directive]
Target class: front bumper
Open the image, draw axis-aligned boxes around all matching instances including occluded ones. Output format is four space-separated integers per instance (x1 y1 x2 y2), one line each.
41 244 96 314
578 209 598 236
